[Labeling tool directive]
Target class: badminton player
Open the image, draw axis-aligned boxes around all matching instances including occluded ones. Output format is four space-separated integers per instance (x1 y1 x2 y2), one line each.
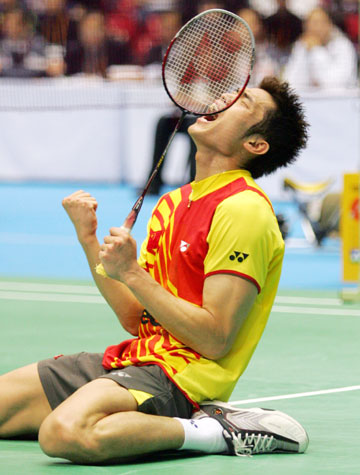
0 77 309 463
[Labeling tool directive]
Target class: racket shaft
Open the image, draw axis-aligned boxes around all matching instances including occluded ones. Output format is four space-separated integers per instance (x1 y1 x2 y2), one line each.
123 111 187 232
122 208 139 232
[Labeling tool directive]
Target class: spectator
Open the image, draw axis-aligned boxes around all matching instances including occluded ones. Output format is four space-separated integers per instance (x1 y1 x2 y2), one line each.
36 0 68 45
342 0 359 48
237 7 279 85
0 8 48 77
69 0 104 10
322 0 359 47
65 10 131 77
0 0 20 14
142 9 181 65
104 0 139 59
35 0 72 77
131 11 162 66
283 7 358 90
264 0 303 67
180 0 248 23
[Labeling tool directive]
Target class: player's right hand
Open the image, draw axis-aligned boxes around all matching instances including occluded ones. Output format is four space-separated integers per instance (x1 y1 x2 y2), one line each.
62 190 98 244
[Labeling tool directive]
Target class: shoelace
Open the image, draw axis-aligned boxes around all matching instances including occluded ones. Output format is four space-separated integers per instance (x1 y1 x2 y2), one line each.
230 431 275 457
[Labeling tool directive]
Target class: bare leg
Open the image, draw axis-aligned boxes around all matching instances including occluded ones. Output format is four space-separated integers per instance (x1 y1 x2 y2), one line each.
39 378 185 464
0 363 51 437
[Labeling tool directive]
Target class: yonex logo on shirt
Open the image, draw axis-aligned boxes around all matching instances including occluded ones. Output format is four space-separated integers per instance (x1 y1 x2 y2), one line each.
111 371 131 378
180 240 190 252
229 251 249 263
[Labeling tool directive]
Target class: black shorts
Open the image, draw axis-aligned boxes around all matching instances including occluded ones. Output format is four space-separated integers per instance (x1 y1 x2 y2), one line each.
38 352 193 418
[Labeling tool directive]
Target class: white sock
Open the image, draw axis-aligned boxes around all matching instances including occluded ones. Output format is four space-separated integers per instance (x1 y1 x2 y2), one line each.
175 416 228 454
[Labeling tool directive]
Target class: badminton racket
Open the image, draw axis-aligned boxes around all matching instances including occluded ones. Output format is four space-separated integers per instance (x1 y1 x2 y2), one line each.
96 9 255 277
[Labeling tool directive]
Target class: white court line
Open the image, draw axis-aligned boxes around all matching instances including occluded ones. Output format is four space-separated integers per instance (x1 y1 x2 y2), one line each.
275 296 342 306
0 282 349 305
0 282 359 315
272 305 360 317
0 281 99 294
2 292 357 316
0 290 105 304
231 385 360 405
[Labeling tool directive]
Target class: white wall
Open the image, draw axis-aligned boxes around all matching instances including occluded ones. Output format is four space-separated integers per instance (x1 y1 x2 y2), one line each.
0 82 358 200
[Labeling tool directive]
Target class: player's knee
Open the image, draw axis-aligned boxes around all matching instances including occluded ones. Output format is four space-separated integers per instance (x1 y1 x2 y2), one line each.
39 414 103 463
39 414 70 457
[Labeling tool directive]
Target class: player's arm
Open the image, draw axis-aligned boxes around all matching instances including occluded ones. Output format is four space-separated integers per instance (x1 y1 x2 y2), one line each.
62 191 143 335
129 266 257 359
99 227 258 359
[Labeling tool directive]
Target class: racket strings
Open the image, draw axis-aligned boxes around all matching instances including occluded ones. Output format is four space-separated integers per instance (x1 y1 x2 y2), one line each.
165 11 254 115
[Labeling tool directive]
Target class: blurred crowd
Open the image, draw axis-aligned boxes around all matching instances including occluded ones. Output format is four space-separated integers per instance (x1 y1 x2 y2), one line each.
0 0 358 89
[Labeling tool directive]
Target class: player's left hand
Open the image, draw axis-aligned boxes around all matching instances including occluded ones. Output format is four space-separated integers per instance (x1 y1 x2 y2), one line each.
99 227 138 282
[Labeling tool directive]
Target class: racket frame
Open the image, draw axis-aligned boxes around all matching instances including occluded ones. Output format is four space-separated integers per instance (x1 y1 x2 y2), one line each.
123 9 255 232
162 8 255 118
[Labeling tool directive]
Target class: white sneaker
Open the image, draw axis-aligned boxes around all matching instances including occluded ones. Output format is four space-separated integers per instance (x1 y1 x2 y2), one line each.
194 401 309 456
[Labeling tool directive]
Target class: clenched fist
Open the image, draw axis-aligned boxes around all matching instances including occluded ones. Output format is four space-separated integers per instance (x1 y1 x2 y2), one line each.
99 227 138 282
62 190 98 244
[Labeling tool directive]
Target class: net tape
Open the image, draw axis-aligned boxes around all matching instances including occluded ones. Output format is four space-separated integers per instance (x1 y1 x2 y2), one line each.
164 10 254 115
0 76 171 111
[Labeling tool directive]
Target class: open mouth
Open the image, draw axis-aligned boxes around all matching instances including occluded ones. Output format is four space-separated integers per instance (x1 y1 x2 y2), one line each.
202 97 228 122
202 113 218 122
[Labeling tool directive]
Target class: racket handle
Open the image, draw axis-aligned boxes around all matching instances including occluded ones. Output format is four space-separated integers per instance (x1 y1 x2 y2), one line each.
122 210 137 233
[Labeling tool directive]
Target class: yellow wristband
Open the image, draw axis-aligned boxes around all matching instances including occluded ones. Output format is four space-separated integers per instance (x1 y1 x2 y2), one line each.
95 263 108 278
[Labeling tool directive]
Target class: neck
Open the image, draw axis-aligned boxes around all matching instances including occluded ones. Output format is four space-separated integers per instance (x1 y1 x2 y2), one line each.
194 149 246 182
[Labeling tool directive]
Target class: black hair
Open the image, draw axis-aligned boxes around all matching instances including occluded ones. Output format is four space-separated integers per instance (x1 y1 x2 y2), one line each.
244 76 309 179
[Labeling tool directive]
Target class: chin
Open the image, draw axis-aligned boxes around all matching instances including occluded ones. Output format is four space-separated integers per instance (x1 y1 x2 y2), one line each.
187 123 199 140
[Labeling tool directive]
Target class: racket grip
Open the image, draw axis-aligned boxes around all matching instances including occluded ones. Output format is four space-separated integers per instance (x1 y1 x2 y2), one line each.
122 211 137 232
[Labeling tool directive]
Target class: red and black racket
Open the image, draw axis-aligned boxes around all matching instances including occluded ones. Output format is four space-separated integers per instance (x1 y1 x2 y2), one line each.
128 9 254 229
97 9 255 276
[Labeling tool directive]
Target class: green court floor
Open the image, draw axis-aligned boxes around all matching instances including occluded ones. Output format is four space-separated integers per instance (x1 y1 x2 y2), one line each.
1 279 360 474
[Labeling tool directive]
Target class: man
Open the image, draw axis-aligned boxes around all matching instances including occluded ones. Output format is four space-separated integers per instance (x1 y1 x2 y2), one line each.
0 77 309 463
65 10 131 77
264 0 303 66
0 8 48 78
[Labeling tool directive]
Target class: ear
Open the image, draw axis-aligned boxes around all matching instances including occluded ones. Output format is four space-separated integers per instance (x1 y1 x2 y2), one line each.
243 135 270 156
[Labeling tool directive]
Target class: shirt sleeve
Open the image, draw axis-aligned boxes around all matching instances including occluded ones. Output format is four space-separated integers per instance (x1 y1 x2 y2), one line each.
204 191 282 293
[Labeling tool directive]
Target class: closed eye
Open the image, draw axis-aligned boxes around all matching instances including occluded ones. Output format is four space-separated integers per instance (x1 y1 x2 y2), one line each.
241 93 250 108
241 91 254 109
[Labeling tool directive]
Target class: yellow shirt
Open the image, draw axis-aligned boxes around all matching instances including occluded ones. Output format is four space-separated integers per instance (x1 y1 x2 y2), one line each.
103 169 284 406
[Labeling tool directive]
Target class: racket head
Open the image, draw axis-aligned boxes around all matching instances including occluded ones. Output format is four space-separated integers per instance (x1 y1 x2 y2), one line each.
162 9 255 117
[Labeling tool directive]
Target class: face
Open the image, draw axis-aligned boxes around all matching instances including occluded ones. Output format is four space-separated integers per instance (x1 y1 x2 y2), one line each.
305 9 332 44
80 13 106 47
45 0 65 13
160 12 181 43
188 87 276 158
237 9 263 41
4 10 25 39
